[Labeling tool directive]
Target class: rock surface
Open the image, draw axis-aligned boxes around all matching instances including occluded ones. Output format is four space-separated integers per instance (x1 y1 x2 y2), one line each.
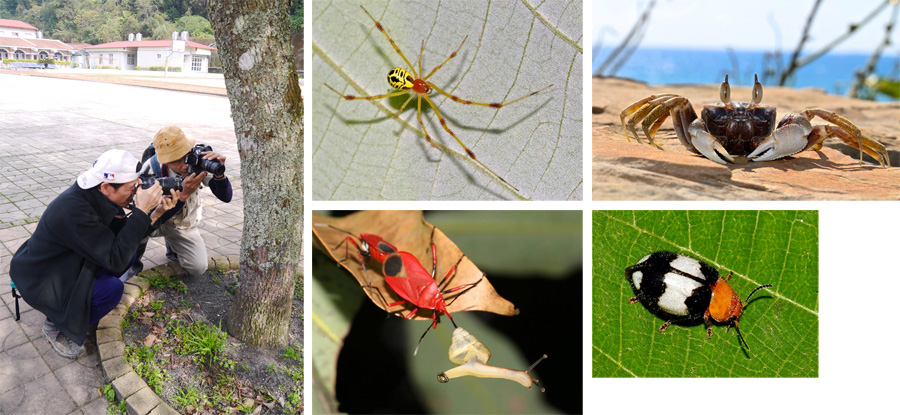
592 77 900 200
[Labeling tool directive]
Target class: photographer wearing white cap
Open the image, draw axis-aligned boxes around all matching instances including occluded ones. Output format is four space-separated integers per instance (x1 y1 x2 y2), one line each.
133 126 233 278
9 149 178 359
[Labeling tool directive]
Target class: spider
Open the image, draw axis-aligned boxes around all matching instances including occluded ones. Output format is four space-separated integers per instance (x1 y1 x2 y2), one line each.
324 5 552 191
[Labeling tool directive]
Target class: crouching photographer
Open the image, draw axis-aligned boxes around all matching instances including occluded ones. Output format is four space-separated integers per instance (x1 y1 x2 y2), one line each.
9 149 179 358
130 125 233 278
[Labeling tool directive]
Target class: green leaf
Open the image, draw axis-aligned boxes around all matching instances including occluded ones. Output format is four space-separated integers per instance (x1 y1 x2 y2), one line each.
592 211 818 377
312 0 583 200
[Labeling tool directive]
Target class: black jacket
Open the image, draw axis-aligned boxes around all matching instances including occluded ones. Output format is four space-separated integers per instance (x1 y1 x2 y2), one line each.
9 183 151 345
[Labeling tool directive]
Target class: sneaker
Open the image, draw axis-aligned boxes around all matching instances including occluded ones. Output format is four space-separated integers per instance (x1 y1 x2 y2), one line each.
42 319 86 359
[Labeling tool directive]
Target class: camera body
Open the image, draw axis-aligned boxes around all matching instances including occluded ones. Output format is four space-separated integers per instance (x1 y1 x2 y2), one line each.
184 144 225 176
139 173 183 195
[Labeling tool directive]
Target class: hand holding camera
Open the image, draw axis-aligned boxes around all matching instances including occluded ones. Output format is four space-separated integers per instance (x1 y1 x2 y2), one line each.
134 182 163 215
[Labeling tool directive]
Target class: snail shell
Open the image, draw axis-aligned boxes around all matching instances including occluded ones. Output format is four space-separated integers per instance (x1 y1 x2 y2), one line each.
448 327 491 365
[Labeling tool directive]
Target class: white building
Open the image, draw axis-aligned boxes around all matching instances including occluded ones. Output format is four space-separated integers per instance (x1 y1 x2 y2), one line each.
85 32 215 72
0 19 75 61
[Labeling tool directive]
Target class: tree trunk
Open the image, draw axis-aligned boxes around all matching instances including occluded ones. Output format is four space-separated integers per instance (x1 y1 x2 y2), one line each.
208 0 303 347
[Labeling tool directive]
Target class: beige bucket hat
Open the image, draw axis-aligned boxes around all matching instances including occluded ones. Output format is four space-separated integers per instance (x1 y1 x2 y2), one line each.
153 126 195 164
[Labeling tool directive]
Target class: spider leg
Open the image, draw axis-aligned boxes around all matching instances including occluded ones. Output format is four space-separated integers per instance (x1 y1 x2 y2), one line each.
360 5 418 78
418 93 517 190
428 82 552 109
394 93 416 118
423 36 467 81
325 83 409 101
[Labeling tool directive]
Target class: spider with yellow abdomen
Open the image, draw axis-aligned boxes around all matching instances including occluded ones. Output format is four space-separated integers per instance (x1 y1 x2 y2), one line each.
324 5 552 191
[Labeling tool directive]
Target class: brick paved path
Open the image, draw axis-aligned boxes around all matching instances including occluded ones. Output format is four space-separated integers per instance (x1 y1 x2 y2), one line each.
0 72 242 414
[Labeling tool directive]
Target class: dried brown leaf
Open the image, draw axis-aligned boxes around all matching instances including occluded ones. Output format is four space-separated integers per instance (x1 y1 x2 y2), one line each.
313 211 518 319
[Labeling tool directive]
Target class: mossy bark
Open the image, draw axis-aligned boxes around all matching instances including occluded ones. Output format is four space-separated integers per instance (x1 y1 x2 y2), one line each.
208 0 303 347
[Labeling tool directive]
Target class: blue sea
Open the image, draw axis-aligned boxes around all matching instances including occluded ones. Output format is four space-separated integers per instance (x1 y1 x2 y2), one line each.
594 47 899 101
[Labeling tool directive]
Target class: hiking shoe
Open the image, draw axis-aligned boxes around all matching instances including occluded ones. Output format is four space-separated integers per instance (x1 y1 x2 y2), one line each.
41 319 59 343
165 241 178 262
42 319 86 359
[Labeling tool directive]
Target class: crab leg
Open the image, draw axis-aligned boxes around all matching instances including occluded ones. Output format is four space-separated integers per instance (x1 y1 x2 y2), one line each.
802 109 890 167
620 94 678 147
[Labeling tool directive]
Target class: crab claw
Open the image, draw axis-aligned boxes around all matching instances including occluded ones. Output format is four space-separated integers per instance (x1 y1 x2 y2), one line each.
747 123 810 162
688 122 734 164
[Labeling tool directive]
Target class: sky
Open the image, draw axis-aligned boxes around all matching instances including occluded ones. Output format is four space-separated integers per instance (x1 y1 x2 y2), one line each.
593 0 900 55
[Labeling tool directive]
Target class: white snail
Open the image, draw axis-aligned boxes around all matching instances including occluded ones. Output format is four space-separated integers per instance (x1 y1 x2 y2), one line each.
437 327 547 392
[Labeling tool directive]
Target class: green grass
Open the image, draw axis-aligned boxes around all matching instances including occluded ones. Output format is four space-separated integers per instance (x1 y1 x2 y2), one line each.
172 385 208 410
124 344 170 393
101 383 127 415
146 273 188 293
172 320 233 370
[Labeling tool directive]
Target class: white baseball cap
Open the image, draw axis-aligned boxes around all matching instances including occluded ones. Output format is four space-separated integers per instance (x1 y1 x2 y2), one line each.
76 149 141 189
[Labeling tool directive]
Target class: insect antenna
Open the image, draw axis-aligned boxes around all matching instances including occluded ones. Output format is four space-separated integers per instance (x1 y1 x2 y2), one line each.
734 324 750 350
744 284 773 306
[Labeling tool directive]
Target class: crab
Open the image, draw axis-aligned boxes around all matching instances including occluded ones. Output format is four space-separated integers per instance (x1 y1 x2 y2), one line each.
619 74 890 167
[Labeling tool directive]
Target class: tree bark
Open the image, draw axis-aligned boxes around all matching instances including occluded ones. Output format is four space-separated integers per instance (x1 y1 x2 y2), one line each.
208 0 303 347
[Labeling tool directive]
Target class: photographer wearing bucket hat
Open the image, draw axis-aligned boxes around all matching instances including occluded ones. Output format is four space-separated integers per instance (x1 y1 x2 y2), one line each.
135 126 233 278
9 149 178 358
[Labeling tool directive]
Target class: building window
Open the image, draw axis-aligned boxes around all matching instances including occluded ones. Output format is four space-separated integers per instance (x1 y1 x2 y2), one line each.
14 50 24 59
157 54 161 59
54 52 63 60
128 53 136 65
191 56 202 72
0 50 7 60
39 51 48 59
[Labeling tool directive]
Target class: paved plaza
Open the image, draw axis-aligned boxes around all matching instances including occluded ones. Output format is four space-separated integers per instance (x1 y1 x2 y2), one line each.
0 72 243 414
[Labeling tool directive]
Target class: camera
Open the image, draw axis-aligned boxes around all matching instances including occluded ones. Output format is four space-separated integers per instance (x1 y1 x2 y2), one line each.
184 144 225 176
139 173 183 195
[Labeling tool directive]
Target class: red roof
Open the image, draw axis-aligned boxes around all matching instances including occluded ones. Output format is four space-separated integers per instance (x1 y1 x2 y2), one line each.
87 39 215 51
0 37 37 48
26 38 73 50
0 19 38 31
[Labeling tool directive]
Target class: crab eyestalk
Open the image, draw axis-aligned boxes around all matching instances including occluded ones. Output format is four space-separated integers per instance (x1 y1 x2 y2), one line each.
719 74 732 109
750 74 763 108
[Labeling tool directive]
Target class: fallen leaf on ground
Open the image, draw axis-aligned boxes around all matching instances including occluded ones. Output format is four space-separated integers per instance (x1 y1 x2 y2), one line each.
313 211 519 319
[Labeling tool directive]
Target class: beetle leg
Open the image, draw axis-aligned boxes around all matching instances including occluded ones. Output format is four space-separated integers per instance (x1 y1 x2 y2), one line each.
802 109 889 167
687 119 734 164
628 297 639 304
747 114 813 162
703 312 713 338
658 320 674 332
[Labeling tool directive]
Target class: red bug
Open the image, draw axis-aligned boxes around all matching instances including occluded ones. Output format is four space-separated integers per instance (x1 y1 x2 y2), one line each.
325 223 483 354
381 250 483 355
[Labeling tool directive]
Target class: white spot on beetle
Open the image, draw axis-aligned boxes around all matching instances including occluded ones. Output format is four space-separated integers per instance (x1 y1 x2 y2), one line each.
632 271 643 290
637 253 651 264
657 272 703 315
669 255 703 278
239 51 255 70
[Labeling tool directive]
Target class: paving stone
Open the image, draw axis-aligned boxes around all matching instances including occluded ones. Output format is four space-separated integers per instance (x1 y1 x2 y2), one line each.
54 357 106 406
0 315 28 351
98 340 125 360
0 372 75 415
212 256 229 271
127 276 151 293
0 342 49 394
111 371 145 401
96 328 122 345
77 397 109 415
101 356 132 381
122 283 141 300
125 387 161 415
149 402 181 415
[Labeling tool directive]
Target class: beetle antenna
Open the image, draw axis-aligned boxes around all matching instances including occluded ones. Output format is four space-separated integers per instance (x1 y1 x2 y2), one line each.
744 284 773 305
734 324 750 350
325 224 360 238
